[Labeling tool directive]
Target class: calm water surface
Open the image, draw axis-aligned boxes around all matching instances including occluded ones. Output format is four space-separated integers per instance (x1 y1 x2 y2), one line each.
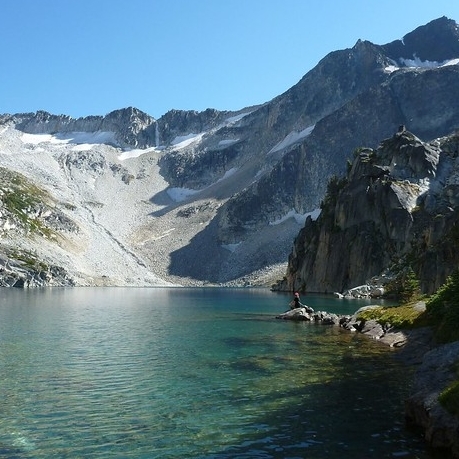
0 288 432 458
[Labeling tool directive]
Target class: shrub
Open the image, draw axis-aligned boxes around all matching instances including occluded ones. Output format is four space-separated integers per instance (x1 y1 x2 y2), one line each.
426 269 459 343
439 380 459 415
384 267 421 304
320 175 348 212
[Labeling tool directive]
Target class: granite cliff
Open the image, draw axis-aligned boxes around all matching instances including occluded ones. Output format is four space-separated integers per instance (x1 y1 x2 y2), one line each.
276 128 459 295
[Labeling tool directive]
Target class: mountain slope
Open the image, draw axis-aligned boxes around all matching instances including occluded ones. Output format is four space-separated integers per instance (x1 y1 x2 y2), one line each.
1 17 459 287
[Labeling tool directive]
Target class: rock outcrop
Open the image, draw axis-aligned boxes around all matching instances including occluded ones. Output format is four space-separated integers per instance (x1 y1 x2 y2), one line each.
276 307 342 325
0 255 74 287
13 107 158 149
405 341 459 457
276 303 429 347
275 129 459 295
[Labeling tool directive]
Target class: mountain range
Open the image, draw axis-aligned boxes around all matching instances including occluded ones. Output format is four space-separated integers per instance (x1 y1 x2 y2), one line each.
1 16 458 289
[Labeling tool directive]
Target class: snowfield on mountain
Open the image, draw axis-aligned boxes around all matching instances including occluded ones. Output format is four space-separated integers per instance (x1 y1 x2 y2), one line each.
1 17 459 288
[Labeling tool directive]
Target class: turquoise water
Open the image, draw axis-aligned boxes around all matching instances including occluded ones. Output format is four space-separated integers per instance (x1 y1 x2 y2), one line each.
0 287 431 458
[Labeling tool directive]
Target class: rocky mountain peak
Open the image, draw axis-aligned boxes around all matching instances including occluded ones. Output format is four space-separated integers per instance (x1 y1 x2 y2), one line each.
1 17 459 289
104 106 155 127
102 107 156 148
349 130 441 183
11 107 158 149
158 108 234 145
383 16 459 63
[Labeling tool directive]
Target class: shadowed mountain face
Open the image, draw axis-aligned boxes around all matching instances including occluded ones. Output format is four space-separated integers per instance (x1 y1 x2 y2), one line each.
1 17 459 288
276 130 459 295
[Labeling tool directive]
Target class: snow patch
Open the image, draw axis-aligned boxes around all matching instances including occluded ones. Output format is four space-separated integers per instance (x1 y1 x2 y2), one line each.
442 58 459 67
118 146 159 161
167 167 238 202
402 56 459 68
21 131 116 151
225 112 251 124
21 133 67 145
21 130 162 160
222 242 241 252
385 57 459 73
218 167 238 181
270 208 321 226
268 125 315 154
384 65 399 74
218 139 239 147
21 131 117 146
167 187 199 202
166 112 250 153
171 133 204 149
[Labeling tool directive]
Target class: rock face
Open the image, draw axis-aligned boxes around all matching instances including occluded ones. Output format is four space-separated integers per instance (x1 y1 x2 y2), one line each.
405 341 459 457
1 17 459 287
14 107 158 149
382 16 459 62
276 129 459 295
0 255 73 287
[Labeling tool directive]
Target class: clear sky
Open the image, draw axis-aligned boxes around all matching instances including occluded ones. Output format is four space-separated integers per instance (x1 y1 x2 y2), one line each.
2 0 459 120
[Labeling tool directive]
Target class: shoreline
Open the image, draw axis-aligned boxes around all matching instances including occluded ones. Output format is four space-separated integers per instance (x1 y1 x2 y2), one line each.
276 304 459 458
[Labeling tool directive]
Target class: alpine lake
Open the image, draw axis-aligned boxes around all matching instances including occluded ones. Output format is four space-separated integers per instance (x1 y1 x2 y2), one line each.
0 287 439 458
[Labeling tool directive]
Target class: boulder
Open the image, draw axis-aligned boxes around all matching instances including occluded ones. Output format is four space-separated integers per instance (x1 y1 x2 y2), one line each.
312 311 341 325
405 341 459 457
359 319 385 340
275 307 342 325
276 307 313 321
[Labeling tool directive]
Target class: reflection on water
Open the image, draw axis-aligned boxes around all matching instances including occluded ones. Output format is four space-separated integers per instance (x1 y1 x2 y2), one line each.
0 288 431 458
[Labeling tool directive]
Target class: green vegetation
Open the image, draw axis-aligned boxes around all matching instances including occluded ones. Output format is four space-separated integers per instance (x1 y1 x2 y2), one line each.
415 270 459 415
439 379 459 415
356 268 459 339
355 269 459 416
384 267 422 304
426 269 459 343
6 248 48 271
320 175 348 213
438 359 459 415
356 302 427 329
0 167 54 237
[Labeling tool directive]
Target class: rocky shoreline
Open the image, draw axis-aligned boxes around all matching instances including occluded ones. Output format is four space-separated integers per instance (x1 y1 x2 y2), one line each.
276 305 459 458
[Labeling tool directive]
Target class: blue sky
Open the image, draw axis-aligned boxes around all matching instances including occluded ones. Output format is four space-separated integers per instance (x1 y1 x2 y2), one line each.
2 0 459 119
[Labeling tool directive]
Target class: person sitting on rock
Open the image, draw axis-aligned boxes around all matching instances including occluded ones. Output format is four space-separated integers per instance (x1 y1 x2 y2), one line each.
290 292 302 310
289 292 314 313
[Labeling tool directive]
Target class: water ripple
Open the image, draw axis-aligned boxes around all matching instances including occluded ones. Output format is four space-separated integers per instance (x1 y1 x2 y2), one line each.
0 288 430 458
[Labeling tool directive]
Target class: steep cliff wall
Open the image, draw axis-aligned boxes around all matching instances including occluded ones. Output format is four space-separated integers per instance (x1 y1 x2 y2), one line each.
277 129 459 294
